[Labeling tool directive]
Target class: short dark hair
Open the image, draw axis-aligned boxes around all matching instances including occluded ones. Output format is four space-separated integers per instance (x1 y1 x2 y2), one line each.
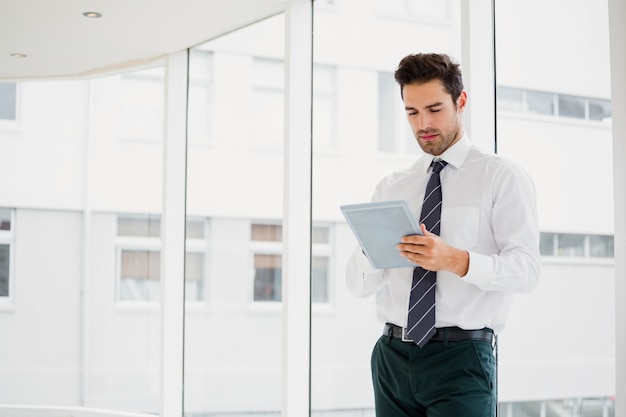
394 53 464 102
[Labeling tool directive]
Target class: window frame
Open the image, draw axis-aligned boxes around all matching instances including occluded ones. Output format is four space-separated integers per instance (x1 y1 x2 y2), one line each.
496 85 612 124
116 233 162 304
539 231 615 263
115 214 210 305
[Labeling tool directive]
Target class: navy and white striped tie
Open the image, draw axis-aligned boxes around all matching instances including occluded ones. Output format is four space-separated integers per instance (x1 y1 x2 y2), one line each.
406 159 447 347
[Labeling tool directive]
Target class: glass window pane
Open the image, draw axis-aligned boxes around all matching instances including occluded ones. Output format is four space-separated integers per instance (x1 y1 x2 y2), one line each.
118 216 161 237
312 226 329 244
558 94 585 119
539 232 555 256
0 82 17 121
186 219 205 239
119 249 161 301
185 252 205 282
253 254 282 301
311 256 329 303
0 208 11 230
185 252 205 301
0 244 9 297
497 0 614 408
1 63 165 411
557 233 585 257
185 14 285 415
497 86 524 111
251 223 282 242
589 98 612 121
590 235 614 258
527 90 555 115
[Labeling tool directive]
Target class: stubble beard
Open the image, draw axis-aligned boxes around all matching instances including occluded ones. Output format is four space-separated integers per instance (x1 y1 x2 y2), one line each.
416 128 458 156
415 117 462 156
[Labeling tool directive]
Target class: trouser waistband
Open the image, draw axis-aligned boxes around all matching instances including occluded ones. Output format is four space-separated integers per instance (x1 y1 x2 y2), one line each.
383 323 495 344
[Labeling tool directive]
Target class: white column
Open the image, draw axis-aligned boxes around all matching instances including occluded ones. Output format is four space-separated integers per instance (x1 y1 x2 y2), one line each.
608 0 626 414
460 0 496 153
282 0 313 416
160 50 189 417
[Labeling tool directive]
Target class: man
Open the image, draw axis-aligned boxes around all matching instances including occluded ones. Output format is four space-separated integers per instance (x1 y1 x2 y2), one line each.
345 53 541 416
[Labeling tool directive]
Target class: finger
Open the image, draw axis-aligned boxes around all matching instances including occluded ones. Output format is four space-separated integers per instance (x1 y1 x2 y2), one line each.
420 223 431 236
400 233 420 244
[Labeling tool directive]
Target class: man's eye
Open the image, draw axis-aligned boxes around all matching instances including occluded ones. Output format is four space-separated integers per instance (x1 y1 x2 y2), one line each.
430 108 441 113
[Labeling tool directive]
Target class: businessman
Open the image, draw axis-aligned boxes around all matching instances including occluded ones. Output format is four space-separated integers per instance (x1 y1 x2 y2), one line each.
345 53 541 417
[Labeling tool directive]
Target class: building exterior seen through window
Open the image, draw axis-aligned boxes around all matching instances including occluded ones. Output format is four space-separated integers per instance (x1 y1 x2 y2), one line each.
116 215 208 302
540 232 614 258
251 222 331 303
0 0 617 415
497 86 612 122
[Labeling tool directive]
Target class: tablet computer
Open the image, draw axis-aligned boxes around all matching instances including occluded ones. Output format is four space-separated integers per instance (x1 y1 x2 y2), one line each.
340 200 422 269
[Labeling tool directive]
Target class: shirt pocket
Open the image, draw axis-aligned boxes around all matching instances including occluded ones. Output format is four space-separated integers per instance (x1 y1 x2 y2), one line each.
441 206 480 249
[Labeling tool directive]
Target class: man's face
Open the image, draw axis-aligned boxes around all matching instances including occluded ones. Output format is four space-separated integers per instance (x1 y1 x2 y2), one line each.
402 79 467 156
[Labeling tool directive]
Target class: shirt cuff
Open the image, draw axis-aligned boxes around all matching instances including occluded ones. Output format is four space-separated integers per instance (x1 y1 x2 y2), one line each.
462 250 494 287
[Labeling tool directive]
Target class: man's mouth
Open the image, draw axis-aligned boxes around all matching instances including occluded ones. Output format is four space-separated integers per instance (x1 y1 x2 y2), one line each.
420 132 438 141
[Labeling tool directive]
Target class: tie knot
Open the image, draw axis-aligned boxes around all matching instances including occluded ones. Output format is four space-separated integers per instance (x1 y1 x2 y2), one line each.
431 159 447 174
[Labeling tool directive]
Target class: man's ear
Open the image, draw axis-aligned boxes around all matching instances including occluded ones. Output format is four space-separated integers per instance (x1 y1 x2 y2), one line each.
456 90 468 112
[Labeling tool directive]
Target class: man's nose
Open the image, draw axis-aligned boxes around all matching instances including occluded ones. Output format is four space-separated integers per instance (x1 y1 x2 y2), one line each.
418 113 431 130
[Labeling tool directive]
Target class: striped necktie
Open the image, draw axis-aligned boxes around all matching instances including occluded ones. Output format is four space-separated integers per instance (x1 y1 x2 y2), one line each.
406 159 447 347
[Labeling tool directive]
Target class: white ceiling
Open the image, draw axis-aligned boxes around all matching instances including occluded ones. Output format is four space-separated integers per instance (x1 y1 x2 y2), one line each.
0 0 285 81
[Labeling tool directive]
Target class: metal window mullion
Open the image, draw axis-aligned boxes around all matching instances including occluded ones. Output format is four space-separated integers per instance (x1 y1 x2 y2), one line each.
160 50 189 417
608 0 626 414
460 0 496 152
283 0 313 415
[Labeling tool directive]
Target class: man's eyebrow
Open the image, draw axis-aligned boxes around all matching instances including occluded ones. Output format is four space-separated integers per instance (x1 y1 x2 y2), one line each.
425 102 443 109
404 102 444 111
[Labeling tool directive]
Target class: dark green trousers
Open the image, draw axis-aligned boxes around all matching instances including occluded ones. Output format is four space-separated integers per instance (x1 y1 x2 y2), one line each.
371 334 496 417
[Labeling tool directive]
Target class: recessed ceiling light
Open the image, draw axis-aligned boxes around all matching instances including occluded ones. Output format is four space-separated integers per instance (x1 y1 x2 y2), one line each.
10 53 27 58
83 11 102 18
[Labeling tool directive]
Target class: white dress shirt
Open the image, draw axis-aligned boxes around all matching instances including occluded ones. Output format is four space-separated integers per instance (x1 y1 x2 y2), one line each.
345 134 541 334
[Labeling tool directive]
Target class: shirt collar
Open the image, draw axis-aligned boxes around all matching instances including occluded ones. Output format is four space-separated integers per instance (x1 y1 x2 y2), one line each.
421 133 471 173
